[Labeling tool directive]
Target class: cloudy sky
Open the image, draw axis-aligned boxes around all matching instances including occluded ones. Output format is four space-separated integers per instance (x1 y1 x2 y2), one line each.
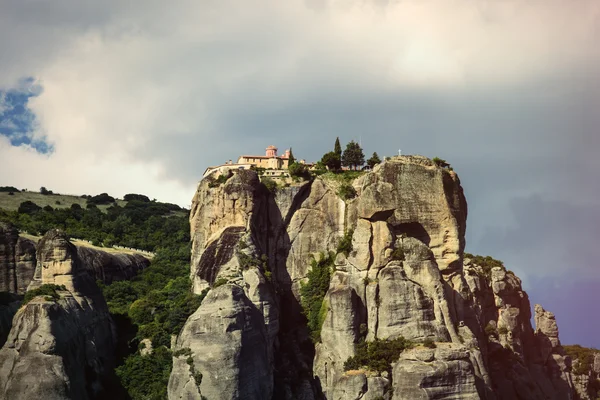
1 0 598 347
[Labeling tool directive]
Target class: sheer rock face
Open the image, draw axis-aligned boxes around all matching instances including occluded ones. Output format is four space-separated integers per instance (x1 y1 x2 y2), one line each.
75 246 149 285
392 345 480 400
169 285 273 400
173 156 580 400
0 230 116 400
0 222 36 295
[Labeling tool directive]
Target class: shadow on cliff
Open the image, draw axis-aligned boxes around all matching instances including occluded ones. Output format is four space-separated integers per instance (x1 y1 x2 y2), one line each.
255 181 326 400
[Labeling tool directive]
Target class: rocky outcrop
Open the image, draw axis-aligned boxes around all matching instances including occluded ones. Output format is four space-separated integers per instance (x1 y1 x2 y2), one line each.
392 345 480 400
171 155 582 400
1 222 148 295
74 246 149 285
0 230 116 400
0 222 36 295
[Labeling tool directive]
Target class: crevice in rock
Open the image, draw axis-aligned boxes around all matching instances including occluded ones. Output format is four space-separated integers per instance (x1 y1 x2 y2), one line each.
391 222 430 246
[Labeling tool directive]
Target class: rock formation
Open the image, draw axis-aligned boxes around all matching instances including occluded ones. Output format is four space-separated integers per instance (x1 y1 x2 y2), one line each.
1 221 149 295
0 222 36 295
169 155 583 400
0 230 117 400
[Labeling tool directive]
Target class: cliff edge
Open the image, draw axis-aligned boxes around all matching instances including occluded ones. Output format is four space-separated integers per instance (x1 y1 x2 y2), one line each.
169 155 589 400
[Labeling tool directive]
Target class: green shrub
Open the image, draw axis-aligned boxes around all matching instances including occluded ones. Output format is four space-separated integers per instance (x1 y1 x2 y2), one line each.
208 172 232 188
465 253 505 279
338 184 357 200
262 177 278 193
343 337 413 373
213 277 229 288
22 284 67 305
115 346 173 400
423 338 437 348
0 186 19 192
18 201 41 214
390 247 405 261
432 157 449 167
564 345 600 376
288 162 309 179
300 253 334 343
337 230 353 256
87 192 115 205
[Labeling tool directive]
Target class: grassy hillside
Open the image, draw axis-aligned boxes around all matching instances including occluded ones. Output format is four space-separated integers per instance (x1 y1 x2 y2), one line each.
0 190 127 212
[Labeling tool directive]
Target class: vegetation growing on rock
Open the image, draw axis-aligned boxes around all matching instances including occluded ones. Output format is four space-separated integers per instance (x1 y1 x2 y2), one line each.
300 253 334 343
337 183 357 200
336 230 353 256
564 345 600 375
344 337 414 373
465 253 505 278
22 284 66 304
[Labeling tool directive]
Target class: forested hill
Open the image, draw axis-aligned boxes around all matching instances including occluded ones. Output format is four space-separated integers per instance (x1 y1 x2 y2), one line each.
0 189 188 252
0 189 201 399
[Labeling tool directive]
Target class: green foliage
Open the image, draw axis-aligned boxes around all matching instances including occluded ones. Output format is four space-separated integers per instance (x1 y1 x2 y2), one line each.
300 253 334 343
390 247 405 261
564 345 600 375
423 338 437 348
432 157 450 168
287 147 296 165
208 172 232 188
40 186 53 195
213 277 229 288
367 152 381 169
88 193 115 205
344 337 413 373
262 177 278 193
465 253 505 278
288 162 309 179
18 200 41 214
338 184 357 200
22 284 67 305
0 186 19 193
337 230 353 256
115 346 173 400
237 251 266 270
341 140 365 170
2 195 188 251
124 194 151 202
334 137 342 157
321 151 341 171
249 165 266 176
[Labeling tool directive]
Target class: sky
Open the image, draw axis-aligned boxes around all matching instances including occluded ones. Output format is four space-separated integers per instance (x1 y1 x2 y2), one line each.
0 0 599 347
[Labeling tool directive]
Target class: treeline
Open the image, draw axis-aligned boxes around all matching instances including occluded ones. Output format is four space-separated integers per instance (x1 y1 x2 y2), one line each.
0 197 187 252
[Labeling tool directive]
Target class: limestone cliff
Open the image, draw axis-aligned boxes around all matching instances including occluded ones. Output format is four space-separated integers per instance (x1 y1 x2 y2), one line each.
0 222 36 295
170 156 582 400
0 230 117 400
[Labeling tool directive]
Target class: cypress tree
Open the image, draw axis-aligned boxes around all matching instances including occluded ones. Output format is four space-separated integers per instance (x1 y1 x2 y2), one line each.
334 137 342 157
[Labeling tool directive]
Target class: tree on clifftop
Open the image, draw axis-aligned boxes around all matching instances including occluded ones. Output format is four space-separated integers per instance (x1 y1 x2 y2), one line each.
321 151 341 171
287 148 295 165
334 137 342 157
367 152 381 169
342 141 365 170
